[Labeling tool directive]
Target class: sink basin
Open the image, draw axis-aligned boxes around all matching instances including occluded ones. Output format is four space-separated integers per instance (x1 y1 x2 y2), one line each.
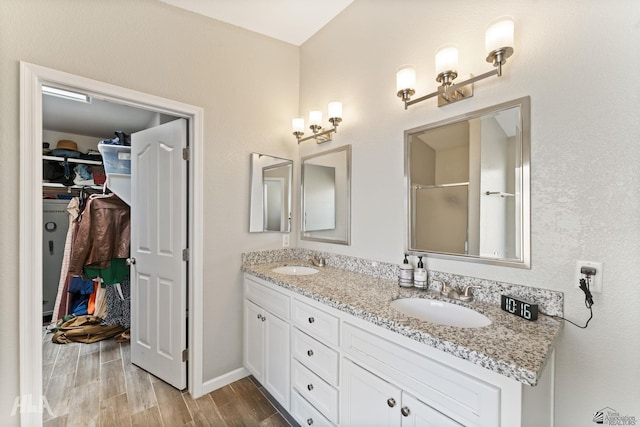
271 266 319 276
390 298 491 328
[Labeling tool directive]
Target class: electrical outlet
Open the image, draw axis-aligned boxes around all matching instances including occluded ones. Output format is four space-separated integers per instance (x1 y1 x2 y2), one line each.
282 234 290 247
575 261 603 293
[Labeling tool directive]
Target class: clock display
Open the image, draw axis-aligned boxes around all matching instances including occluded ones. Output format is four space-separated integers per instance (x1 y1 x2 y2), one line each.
500 295 538 321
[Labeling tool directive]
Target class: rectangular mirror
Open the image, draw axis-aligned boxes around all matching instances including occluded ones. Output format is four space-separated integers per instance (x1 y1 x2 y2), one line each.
301 145 351 245
405 97 530 268
249 153 292 232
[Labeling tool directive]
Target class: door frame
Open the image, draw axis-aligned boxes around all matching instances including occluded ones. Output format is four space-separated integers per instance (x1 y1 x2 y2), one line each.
19 62 204 426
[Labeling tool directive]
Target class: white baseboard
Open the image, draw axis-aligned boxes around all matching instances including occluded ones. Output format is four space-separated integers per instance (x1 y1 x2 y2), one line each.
201 367 251 395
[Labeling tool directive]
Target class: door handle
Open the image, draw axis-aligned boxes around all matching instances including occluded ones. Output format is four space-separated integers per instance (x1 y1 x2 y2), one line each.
49 241 54 255
126 257 136 265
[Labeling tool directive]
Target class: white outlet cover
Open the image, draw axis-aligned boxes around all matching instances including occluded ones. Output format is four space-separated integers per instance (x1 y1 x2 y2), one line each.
282 234 290 247
575 260 603 293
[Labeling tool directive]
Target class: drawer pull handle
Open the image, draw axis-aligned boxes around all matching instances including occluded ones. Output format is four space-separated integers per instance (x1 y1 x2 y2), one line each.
308 317 315 324
307 349 314 357
307 384 314 391
306 418 313 425
387 398 396 408
401 406 411 417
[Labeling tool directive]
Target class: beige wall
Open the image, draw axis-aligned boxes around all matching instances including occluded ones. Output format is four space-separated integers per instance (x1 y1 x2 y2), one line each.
299 0 640 425
0 0 298 423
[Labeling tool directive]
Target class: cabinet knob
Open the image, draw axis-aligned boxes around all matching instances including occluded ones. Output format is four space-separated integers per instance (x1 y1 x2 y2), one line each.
257 314 261 320
307 349 314 357
307 384 314 391
401 406 411 417
387 398 396 408
306 418 313 425
308 317 315 324
261 315 266 322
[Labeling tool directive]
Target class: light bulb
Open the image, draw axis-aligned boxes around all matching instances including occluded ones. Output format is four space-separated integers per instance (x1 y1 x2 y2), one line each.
328 101 342 120
435 45 459 75
396 64 416 92
485 17 514 55
292 118 305 133
309 110 322 127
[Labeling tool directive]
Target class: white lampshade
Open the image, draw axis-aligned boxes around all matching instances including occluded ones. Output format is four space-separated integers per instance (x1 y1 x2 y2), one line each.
309 110 323 127
328 101 342 119
292 118 305 133
485 17 514 55
435 45 459 75
396 64 416 92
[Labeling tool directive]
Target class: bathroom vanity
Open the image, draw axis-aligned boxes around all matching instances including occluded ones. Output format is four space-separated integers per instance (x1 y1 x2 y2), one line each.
242 254 562 427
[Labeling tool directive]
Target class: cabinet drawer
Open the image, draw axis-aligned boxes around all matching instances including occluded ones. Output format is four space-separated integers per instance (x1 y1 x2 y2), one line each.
342 322 500 427
292 360 339 424
291 391 336 427
245 277 290 320
292 328 339 386
292 299 339 347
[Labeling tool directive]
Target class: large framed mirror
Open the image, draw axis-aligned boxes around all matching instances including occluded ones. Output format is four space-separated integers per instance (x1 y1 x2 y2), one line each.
405 97 530 268
301 145 351 245
249 153 292 232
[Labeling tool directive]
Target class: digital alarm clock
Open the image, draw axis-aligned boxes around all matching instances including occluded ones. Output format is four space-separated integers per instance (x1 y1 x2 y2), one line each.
500 295 538 321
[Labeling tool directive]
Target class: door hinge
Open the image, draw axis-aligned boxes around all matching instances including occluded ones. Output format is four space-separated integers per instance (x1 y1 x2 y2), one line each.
182 147 190 161
182 248 190 262
182 348 188 362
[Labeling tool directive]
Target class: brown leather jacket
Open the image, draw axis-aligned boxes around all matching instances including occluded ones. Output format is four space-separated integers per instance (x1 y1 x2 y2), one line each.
69 195 130 275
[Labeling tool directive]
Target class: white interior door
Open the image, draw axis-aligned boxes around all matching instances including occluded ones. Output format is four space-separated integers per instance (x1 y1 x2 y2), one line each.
130 118 188 389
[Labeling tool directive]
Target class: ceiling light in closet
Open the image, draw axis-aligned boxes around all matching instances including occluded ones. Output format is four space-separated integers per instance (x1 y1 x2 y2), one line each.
42 85 91 103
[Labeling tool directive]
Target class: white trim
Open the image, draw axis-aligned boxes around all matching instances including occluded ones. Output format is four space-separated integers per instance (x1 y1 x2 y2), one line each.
19 62 205 426
201 367 251 395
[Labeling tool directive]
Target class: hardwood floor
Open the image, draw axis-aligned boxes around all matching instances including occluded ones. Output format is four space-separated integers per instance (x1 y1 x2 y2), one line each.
42 330 294 426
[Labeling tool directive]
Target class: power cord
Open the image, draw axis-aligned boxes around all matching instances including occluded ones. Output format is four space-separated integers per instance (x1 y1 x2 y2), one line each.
543 275 594 328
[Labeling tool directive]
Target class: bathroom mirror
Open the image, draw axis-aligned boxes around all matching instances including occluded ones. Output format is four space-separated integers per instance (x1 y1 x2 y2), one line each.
405 97 530 268
301 145 351 245
249 153 292 232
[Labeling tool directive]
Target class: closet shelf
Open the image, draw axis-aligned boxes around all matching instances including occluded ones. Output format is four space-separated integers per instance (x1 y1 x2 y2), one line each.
43 155 102 166
43 183 103 190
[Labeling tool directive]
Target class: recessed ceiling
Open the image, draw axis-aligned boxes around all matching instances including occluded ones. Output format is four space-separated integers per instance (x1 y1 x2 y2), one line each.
159 0 353 46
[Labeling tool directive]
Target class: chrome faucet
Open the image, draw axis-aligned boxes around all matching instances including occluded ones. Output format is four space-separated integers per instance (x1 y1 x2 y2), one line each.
440 282 460 299
459 285 481 302
310 256 326 267
440 282 481 302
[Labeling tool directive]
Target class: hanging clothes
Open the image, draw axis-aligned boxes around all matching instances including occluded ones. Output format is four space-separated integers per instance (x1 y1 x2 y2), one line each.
68 194 130 275
50 197 81 323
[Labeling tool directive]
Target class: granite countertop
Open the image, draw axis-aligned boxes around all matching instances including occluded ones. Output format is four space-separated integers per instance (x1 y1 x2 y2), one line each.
242 260 563 386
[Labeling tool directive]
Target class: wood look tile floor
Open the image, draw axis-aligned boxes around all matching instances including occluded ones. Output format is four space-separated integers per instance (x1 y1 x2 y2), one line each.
42 331 294 426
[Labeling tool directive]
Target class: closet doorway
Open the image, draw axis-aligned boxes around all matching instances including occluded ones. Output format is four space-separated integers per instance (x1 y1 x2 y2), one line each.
20 62 205 427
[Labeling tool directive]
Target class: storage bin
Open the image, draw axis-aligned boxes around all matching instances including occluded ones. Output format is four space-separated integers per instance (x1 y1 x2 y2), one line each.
98 144 131 175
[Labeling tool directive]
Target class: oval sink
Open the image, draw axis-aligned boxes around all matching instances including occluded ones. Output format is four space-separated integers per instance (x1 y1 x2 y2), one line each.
271 266 319 276
390 298 491 328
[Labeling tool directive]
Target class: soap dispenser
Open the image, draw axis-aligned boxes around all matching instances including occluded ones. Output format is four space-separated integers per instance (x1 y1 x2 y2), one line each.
398 254 414 288
414 256 427 289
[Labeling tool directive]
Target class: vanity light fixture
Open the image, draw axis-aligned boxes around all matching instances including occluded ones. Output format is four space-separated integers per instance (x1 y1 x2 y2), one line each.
396 16 515 109
293 101 343 144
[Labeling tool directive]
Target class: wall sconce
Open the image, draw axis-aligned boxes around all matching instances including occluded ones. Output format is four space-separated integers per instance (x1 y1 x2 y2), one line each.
293 101 343 144
396 16 515 109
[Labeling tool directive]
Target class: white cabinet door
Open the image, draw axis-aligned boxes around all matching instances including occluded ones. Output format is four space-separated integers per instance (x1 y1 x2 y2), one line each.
264 310 290 410
244 300 264 382
341 359 401 427
401 392 463 427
